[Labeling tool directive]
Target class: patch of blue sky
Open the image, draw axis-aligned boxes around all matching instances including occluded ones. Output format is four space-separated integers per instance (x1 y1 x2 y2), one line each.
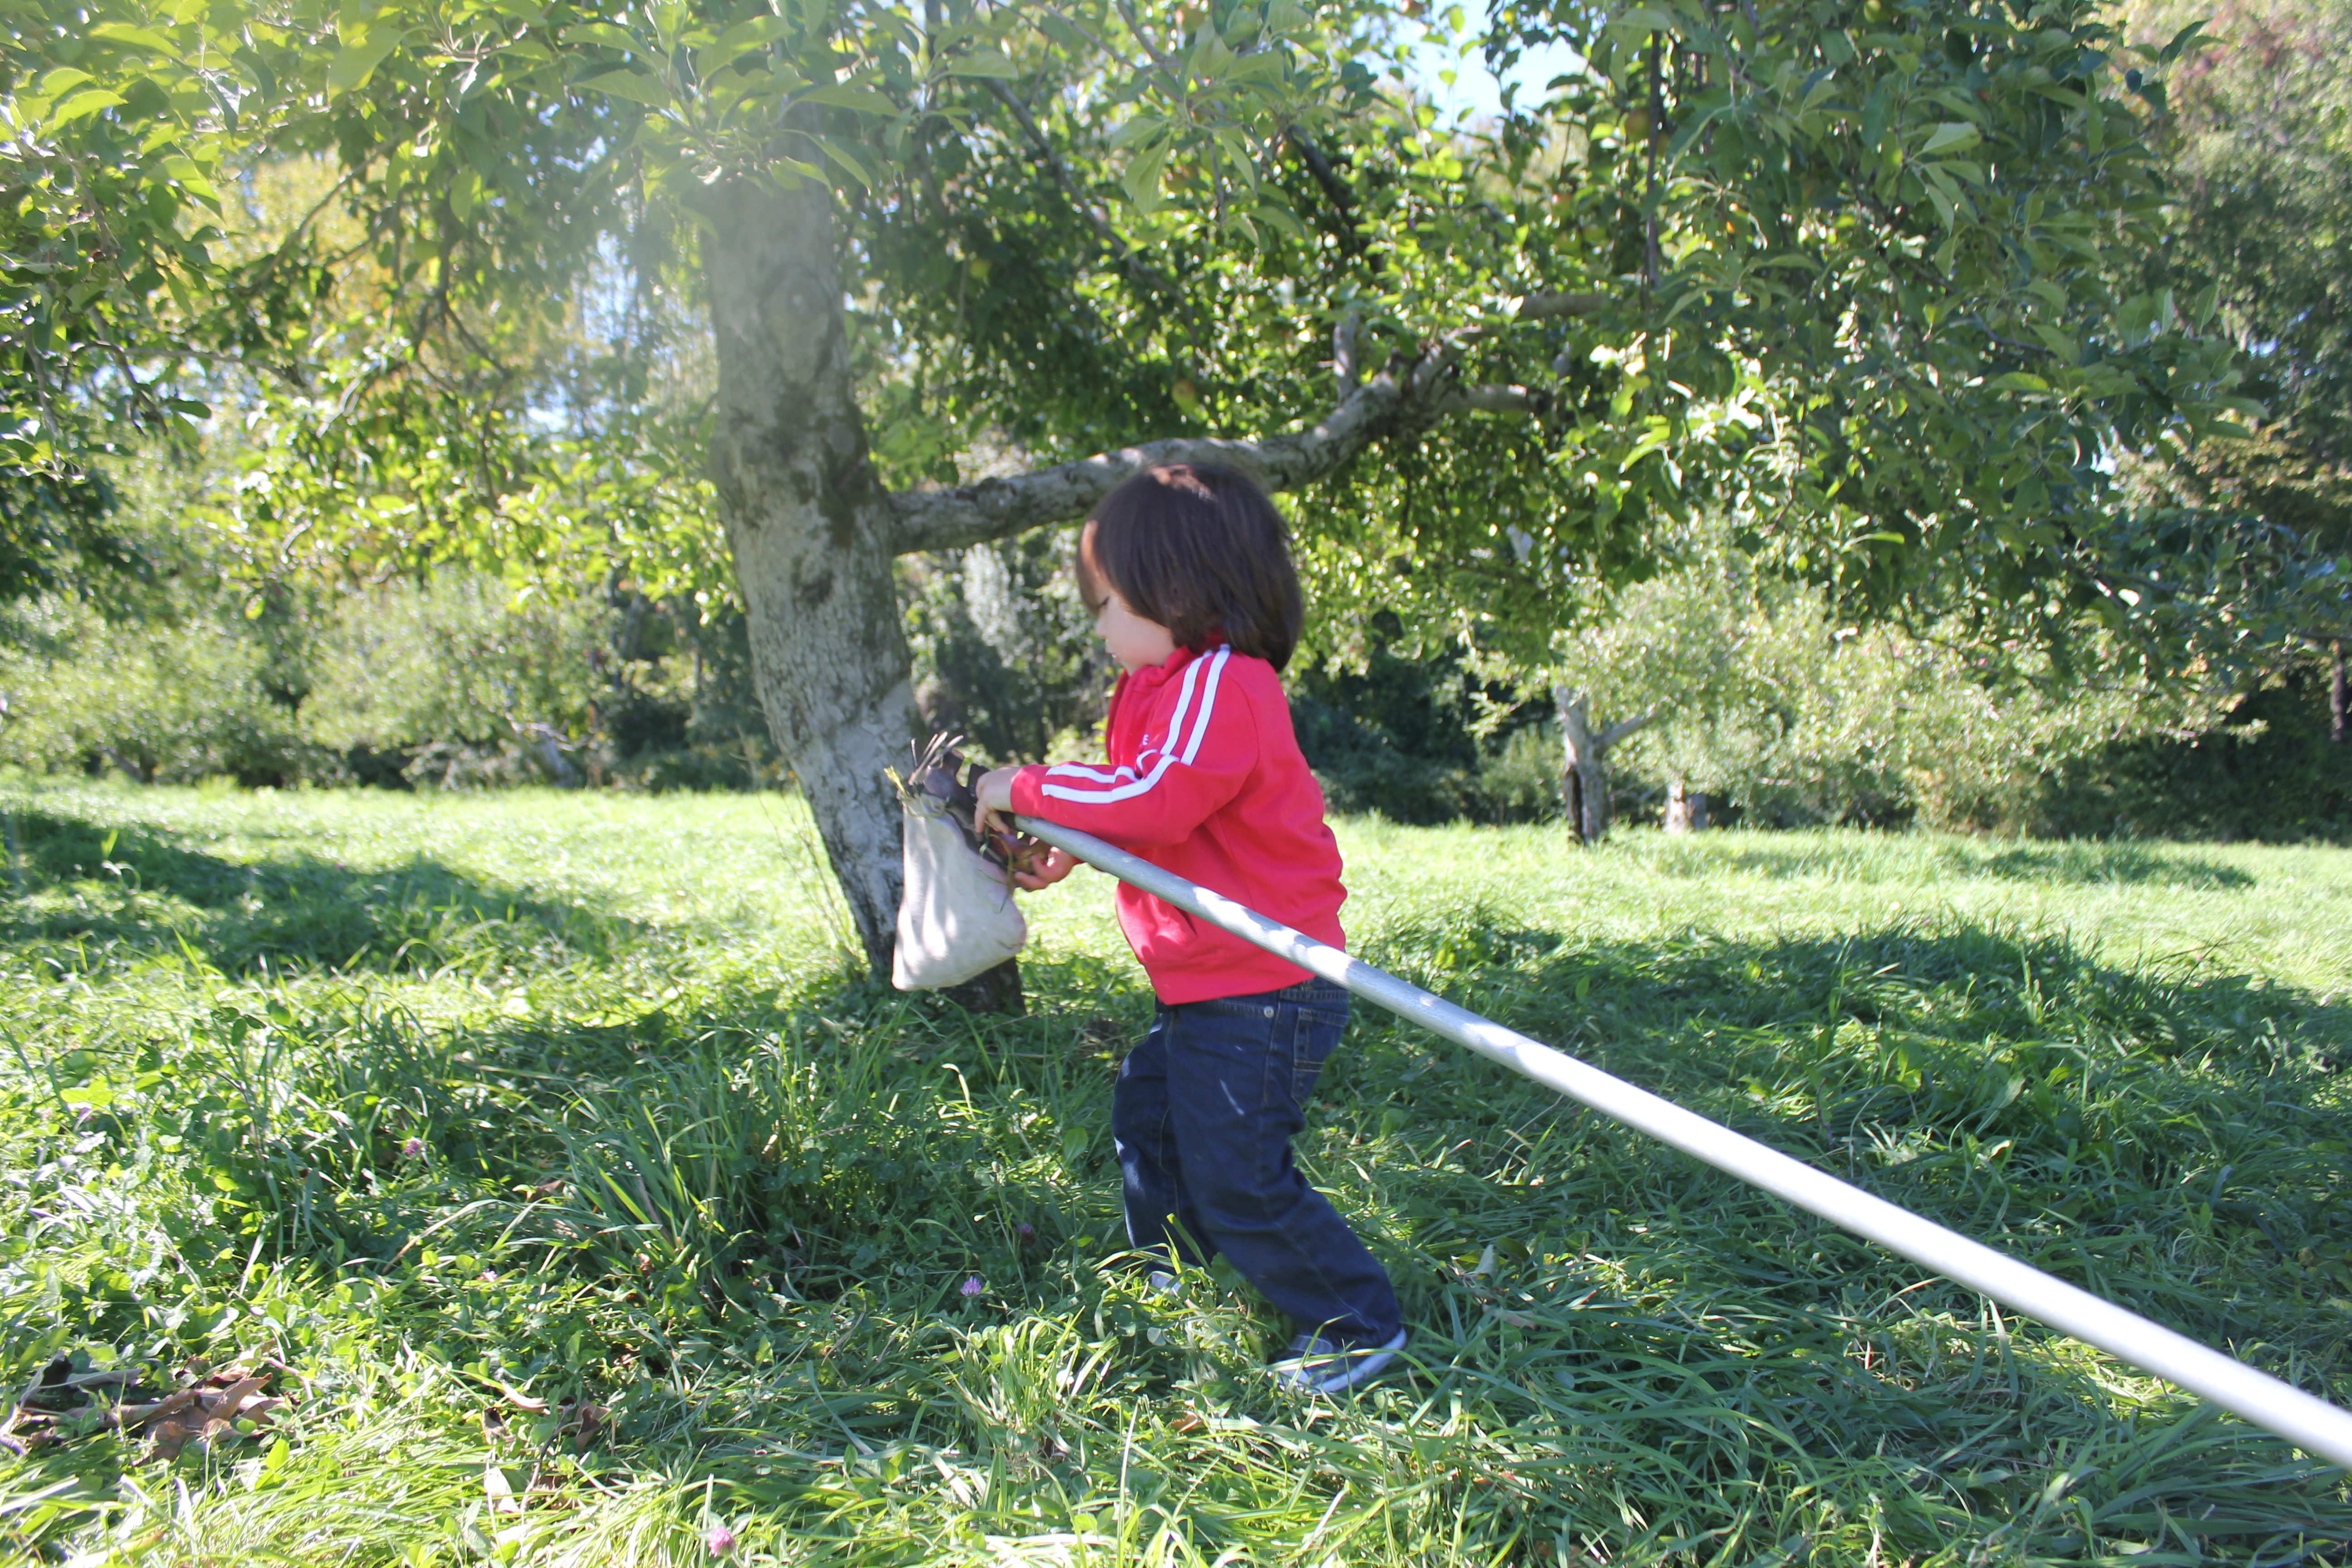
1399 20 1588 127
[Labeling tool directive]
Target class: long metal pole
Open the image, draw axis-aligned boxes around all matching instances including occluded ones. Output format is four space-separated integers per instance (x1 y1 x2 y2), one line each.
1014 813 2352 1470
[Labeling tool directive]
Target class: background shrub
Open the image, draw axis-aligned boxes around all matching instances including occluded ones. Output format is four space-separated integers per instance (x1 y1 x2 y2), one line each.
0 594 315 784
303 573 616 786
2035 669 2352 841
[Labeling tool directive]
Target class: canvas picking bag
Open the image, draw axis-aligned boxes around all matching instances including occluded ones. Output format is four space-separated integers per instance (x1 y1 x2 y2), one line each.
890 735 1029 990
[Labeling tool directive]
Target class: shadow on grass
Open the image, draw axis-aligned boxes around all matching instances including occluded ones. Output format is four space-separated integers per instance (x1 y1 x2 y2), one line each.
60 916 2345 1563
1338 909 2349 1357
506 940 2352 1549
1663 838 2257 890
1946 841 2257 889
1352 908 2348 1160
1637 841 2258 888
0 808 647 975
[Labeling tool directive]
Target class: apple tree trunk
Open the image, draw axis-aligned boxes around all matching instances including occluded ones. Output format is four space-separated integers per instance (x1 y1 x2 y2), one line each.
695 177 919 974
1555 688 1612 845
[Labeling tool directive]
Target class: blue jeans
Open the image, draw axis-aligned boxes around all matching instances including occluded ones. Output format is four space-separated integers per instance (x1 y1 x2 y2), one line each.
1112 978 1402 1345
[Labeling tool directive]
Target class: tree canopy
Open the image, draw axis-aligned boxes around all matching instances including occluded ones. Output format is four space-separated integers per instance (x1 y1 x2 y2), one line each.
2117 0 2352 667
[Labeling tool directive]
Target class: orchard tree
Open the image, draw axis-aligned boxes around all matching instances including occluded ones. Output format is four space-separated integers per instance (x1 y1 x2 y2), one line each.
4 0 2249 960
2119 0 2352 740
1289 0 2256 836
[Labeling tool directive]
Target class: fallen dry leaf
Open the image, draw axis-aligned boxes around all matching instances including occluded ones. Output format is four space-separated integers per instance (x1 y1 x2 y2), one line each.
146 1417 208 1460
207 1377 267 1423
118 1368 289 1459
558 1400 607 1452
115 1389 201 1429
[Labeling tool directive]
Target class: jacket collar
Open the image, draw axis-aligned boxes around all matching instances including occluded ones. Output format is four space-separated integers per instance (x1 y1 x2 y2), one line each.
1117 635 1222 700
1107 635 1226 744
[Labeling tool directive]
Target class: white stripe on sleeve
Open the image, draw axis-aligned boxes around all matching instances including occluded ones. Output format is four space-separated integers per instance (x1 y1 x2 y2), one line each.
1159 649 1205 755
1037 651 1225 807
1178 647 1229 764
1045 762 1134 784
1041 753 1176 805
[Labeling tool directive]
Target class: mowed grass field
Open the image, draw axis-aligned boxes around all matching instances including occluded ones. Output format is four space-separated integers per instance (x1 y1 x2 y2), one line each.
2 781 2348 1566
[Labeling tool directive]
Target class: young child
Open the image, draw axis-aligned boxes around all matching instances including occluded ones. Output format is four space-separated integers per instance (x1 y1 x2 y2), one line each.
974 462 1407 1395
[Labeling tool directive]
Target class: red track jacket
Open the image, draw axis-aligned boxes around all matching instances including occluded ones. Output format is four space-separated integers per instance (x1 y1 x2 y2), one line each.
1009 640 1346 1004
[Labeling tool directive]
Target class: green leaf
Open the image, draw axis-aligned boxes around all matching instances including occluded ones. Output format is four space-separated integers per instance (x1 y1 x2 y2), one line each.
51 88 127 124
946 51 1021 78
798 84 900 116
87 23 174 54
162 156 220 205
1122 142 1171 216
561 23 647 54
2030 323 2080 362
1254 201 1310 241
579 69 672 109
1920 177 1956 230
328 32 405 96
1920 121 1979 157
808 134 880 188
706 14 795 59
1984 372 2049 392
2156 19 2211 65
1861 80 1893 151
1110 113 1168 150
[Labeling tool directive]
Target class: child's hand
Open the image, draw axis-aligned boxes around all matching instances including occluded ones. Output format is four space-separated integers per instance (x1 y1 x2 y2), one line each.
1010 847 1078 890
975 765 1079 890
973 766 1020 842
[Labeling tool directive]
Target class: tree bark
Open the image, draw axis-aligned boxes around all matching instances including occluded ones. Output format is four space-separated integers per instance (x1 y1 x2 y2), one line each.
696 176 920 973
1664 780 1709 833
2334 639 2347 745
1555 687 1677 844
943 957 1025 1015
1555 689 1609 844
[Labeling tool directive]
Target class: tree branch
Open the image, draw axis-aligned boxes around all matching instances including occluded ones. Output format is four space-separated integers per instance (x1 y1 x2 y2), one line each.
1285 127 1367 259
889 367 1409 554
1598 699 1676 751
887 299 1579 554
1112 0 1176 70
1518 290 1614 320
1441 382 1544 414
985 78 1110 240
1333 306 1360 401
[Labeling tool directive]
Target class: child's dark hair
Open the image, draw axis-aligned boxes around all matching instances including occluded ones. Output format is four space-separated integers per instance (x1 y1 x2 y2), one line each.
1077 463 1306 671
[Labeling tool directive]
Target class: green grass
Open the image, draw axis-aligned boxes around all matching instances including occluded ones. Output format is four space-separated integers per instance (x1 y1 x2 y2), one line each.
2 779 2347 1565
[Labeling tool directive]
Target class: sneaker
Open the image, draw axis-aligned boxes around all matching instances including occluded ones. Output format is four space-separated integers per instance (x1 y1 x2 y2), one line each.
1270 1328 1409 1395
1146 1270 1180 1297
